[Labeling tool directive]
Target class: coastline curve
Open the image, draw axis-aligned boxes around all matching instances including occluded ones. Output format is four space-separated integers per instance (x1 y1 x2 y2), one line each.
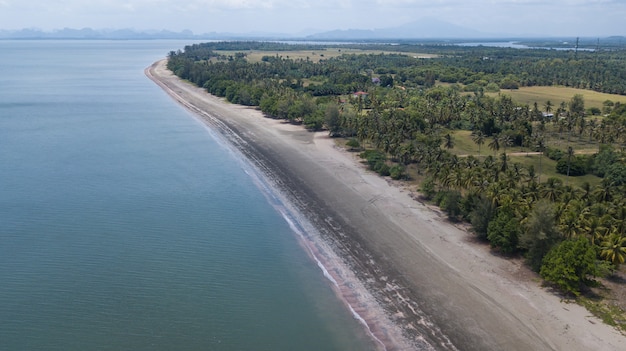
146 59 625 351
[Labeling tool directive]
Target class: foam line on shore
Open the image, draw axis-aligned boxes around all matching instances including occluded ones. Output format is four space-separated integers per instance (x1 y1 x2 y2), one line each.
181 89 418 351
146 59 626 351
146 62 421 350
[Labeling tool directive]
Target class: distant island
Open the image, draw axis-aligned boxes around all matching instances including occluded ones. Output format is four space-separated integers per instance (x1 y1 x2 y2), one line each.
0 28 216 40
2 22 624 47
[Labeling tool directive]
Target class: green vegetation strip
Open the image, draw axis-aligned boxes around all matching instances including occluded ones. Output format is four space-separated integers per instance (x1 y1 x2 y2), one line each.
167 41 626 327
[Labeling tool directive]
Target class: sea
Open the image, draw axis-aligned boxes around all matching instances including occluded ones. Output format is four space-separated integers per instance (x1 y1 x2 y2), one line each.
0 40 376 351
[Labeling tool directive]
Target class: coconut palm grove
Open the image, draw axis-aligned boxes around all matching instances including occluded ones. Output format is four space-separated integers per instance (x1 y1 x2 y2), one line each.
167 40 626 328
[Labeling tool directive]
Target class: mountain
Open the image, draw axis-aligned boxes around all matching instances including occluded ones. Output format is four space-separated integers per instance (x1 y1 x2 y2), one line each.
0 27 310 40
0 28 199 40
307 18 488 40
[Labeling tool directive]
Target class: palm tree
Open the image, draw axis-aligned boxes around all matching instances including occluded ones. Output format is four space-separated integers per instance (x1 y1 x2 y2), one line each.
576 116 586 141
439 166 455 190
600 232 626 267
610 203 626 236
472 130 485 155
558 201 584 239
540 177 564 202
443 133 455 150
566 146 575 184
534 135 546 183
451 169 465 189
580 214 607 245
557 101 567 119
499 152 510 174
561 185 582 206
526 165 537 187
544 100 553 114
488 134 501 156
587 118 597 143
523 180 540 202
588 202 612 220
501 134 513 154
593 181 615 203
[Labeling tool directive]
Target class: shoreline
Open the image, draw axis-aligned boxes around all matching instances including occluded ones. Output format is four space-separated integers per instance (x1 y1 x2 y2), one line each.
146 60 421 350
146 59 625 350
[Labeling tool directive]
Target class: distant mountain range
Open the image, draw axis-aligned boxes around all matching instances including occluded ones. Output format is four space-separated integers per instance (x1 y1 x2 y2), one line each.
0 28 199 40
1 21 624 42
306 18 488 39
0 20 487 40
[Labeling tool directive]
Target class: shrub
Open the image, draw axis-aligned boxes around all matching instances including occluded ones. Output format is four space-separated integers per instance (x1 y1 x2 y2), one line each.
389 165 406 180
591 145 618 177
500 79 520 90
433 190 447 206
470 196 496 241
487 208 521 254
440 190 463 221
545 147 564 161
345 138 361 151
375 162 391 176
540 237 598 296
420 176 436 200
587 107 602 116
556 156 589 176
360 150 386 169
605 163 626 186
303 112 324 131
485 82 500 93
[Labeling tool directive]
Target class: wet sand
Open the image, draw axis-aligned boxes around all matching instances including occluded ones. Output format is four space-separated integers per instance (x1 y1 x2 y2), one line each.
146 60 625 351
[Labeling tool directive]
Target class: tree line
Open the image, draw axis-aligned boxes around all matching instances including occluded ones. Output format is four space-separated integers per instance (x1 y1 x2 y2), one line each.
167 41 626 298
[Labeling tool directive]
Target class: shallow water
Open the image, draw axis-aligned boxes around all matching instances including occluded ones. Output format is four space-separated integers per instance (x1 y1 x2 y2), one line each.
0 40 376 351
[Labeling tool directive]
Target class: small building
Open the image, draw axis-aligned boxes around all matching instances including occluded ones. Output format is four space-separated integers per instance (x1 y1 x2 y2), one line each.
352 91 369 99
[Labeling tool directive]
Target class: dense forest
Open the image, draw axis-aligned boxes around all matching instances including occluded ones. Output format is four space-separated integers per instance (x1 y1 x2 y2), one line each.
167 41 626 306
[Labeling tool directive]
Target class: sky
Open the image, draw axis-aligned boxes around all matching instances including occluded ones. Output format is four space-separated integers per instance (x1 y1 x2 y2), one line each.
1 0 625 37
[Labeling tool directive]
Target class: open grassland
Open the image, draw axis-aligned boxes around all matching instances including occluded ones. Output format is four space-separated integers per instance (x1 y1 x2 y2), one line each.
510 154 602 188
488 86 626 110
213 48 437 63
449 130 481 155
449 130 603 188
449 130 533 156
451 129 604 155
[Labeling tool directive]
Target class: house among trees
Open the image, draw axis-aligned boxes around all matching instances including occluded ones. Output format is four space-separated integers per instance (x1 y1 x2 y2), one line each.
352 91 369 99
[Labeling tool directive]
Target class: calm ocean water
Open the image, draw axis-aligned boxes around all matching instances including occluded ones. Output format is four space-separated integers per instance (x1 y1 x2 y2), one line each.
0 40 375 351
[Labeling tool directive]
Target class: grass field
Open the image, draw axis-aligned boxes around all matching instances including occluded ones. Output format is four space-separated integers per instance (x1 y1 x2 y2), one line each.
449 130 603 188
510 154 602 188
451 130 603 154
213 48 437 63
487 86 626 110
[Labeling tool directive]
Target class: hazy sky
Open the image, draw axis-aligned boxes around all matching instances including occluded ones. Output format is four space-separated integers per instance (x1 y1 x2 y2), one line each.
1 0 624 37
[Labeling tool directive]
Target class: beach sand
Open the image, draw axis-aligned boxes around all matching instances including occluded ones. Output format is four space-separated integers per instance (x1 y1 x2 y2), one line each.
146 60 625 351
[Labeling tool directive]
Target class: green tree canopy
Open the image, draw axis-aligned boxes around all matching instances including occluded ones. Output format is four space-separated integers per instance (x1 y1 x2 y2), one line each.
487 206 521 254
520 200 562 272
540 237 598 296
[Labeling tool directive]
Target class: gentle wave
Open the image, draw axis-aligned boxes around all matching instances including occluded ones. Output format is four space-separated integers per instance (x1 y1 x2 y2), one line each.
185 105 430 350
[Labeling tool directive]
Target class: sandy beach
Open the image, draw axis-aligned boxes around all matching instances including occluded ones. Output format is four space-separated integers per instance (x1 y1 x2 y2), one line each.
146 59 625 351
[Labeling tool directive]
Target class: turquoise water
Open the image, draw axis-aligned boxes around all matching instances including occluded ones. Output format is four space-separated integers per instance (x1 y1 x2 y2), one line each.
0 40 375 351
